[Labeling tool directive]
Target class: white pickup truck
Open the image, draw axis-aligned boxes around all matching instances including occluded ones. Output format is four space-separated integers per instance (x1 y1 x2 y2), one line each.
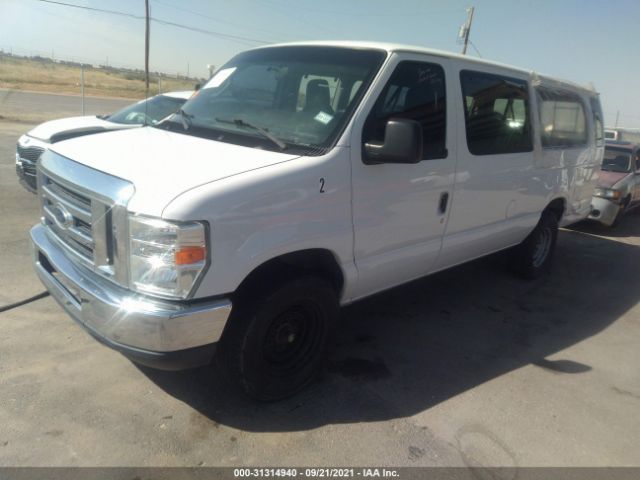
31 41 604 400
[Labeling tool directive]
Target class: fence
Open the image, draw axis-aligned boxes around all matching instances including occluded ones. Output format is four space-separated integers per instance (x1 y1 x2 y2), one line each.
0 47 203 105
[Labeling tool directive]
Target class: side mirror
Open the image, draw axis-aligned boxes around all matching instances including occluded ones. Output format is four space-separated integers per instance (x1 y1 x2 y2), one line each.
364 118 423 165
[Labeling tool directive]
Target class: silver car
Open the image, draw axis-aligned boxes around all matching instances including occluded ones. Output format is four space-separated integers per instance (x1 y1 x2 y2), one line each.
589 141 640 226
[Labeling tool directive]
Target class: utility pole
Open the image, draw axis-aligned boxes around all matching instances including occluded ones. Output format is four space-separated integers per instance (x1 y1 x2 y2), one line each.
461 6 475 55
615 110 620 128
144 0 150 97
80 64 85 115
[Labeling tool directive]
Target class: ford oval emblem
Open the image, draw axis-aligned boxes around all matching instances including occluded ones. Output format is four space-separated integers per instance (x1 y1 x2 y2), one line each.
51 203 74 230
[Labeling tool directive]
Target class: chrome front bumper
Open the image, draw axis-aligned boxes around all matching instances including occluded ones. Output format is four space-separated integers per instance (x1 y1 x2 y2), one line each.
589 197 622 227
31 224 232 369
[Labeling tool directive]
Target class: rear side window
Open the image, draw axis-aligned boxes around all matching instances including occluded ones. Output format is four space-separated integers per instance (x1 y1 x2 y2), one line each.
363 61 447 160
537 88 587 148
460 70 532 156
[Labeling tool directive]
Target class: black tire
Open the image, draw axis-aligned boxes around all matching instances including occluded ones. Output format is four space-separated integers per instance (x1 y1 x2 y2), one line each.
509 211 558 279
216 276 338 401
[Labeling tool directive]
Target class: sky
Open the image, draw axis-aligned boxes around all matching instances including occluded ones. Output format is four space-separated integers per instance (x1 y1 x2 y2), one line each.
1 0 639 127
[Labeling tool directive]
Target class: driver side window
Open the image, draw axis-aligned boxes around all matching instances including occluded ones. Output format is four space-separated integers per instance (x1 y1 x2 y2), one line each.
363 61 447 160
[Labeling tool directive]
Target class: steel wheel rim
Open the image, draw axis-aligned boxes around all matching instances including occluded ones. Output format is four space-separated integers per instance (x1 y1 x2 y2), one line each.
262 301 324 376
532 227 552 268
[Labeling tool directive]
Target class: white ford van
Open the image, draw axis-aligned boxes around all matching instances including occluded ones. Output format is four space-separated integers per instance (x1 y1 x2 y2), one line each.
30 42 604 400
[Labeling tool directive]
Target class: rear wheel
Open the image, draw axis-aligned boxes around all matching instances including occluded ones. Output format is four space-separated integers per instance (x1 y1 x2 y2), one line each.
217 276 338 401
509 211 559 279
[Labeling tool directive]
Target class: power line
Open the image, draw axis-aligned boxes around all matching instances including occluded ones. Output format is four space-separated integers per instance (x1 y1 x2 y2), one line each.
469 40 482 58
253 0 460 17
34 0 271 45
151 0 288 43
35 0 145 19
250 0 340 35
152 18 269 46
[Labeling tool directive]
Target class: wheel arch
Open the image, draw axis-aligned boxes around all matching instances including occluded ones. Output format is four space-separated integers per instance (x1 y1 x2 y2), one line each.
232 248 346 302
543 197 566 222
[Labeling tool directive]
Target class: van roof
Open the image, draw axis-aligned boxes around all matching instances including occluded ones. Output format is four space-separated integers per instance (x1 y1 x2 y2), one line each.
249 40 597 95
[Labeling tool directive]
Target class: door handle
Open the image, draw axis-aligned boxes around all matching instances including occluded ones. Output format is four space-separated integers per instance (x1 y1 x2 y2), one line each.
438 192 449 214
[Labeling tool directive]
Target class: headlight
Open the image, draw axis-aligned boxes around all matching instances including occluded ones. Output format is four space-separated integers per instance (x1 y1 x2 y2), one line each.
128 215 208 300
593 188 622 201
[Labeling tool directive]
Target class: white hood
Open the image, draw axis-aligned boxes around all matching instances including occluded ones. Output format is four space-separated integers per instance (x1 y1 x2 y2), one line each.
49 126 301 216
28 115 135 142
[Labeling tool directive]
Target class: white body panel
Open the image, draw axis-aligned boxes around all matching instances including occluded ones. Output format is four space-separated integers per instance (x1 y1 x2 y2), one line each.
163 147 357 300
39 42 602 306
433 64 539 271
51 127 302 217
347 52 457 300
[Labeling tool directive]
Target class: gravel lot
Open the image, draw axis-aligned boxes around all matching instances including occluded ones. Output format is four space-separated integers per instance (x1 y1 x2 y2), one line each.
1 113 639 468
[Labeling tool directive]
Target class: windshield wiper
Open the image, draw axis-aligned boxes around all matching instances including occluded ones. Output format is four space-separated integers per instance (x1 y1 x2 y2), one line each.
174 108 194 131
215 117 287 151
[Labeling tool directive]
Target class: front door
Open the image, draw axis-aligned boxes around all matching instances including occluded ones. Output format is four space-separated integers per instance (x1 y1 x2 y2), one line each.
349 54 457 301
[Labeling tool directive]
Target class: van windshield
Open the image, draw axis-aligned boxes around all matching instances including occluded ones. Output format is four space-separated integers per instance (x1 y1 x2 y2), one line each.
157 46 386 155
108 95 187 125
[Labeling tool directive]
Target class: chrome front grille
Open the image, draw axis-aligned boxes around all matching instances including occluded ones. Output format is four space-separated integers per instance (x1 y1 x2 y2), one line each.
17 144 45 162
21 160 37 177
17 144 44 178
38 150 135 287
41 174 96 263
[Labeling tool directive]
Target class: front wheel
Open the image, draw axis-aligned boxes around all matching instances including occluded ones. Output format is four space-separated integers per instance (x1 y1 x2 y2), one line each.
509 211 559 279
611 196 630 227
217 276 338 401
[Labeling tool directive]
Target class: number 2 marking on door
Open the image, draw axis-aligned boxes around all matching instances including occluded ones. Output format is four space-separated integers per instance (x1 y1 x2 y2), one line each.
319 178 325 193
